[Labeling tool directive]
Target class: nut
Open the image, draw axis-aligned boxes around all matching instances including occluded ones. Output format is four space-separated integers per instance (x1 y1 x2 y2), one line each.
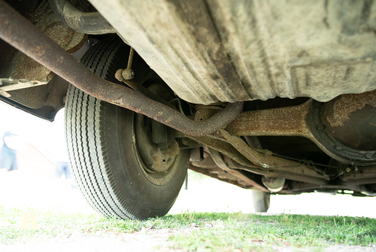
115 69 124 82
121 68 135 80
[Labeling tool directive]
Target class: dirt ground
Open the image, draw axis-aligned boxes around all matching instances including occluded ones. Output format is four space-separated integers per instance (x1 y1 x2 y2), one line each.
1 229 375 252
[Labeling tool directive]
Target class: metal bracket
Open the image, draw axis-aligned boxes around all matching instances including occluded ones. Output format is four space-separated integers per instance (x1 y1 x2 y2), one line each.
0 78 48 98
115 47 135 81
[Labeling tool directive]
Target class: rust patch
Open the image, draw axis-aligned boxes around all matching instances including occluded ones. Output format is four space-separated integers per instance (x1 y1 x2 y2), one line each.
162 140 180 157
326 90 376 128
226 99 313 138
3 1 86 90
194 105 224 122
320 90 376 150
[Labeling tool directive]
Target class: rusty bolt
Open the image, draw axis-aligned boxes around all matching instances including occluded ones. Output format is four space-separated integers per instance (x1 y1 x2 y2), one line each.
346 167 351 173
335 146 343 151
365 153 373 159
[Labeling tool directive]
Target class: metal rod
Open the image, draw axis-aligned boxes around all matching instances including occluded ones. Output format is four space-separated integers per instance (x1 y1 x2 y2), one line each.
0 0 243 137
127 48 134 69
49 0 116 34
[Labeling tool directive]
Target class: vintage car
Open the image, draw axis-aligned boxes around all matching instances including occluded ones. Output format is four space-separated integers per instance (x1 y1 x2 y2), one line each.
0 0 375 219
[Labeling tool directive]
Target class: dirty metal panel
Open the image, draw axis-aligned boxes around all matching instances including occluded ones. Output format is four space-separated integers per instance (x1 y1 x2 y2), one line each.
89 0 249 104
91 0 376 104
0 75 69 121
0 0 86 105
1 2 86 80
0 78 47 91
207 0 376 102
307 90 376 166
322 90 376 151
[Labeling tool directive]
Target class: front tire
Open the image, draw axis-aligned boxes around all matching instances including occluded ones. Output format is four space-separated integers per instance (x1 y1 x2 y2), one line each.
64 36 189 220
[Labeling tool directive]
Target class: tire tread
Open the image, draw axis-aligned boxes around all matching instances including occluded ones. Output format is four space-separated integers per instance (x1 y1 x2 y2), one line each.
65 36 187 220
65 36 132 218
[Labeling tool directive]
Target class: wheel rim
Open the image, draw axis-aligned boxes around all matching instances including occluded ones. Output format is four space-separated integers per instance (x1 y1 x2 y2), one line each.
134 84 182 186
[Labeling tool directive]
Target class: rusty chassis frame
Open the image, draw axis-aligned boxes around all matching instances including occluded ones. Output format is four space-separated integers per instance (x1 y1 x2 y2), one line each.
226 91 376 167
0 0 375 193
188 91 376 190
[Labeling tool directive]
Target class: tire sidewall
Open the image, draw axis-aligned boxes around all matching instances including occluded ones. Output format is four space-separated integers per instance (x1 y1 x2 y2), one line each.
100 93 189 219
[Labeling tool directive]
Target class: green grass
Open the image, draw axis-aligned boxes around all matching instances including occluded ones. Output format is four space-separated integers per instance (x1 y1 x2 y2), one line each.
0 205 375 251
166 212 376 251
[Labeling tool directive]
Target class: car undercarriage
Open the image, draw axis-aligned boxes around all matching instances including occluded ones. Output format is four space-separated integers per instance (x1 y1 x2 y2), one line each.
0 0 375 219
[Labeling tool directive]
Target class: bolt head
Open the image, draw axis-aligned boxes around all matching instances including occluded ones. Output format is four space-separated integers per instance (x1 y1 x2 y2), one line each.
346 167 351 173
335 146 343 151
365 153 373 159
